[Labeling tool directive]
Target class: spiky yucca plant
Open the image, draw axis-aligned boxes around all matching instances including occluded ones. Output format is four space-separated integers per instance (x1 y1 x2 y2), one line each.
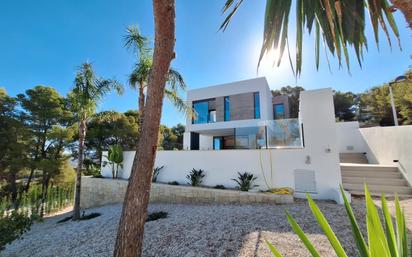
266 185 410 257
186 169 205 187
232 172 258 192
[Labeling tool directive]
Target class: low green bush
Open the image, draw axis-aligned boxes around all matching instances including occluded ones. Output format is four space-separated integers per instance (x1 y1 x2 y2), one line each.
168 181 179 185
186 168 205 187
0 211 34 250
214 185 226 190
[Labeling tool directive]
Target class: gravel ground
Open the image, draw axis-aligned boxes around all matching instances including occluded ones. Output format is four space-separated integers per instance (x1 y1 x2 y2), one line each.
2 198 412 257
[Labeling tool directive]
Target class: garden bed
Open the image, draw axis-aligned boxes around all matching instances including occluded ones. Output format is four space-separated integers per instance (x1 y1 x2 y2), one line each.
80 177 293 209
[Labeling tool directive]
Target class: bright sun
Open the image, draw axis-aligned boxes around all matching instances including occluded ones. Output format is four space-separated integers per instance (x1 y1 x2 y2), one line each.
250 42 289 77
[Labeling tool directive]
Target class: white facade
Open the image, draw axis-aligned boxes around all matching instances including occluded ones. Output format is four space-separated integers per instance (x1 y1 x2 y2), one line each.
102 86 347 203
183 77 275 150
336 122 412 185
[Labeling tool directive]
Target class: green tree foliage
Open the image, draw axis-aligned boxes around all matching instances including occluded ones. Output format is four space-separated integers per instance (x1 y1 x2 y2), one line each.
158 123 185 150
272 86 305 118
359 85 394 126
0 89 31 206
17 86 74 211
86 111 139 164
334 91 357 121
359 69 412 127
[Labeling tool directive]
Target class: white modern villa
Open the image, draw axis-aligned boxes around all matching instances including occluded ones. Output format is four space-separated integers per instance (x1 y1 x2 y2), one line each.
100 77 412 204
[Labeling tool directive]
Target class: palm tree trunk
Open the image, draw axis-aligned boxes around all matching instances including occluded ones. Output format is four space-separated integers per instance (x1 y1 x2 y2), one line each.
73 119 87 220
391 0 412 28
138 85 145 116
113 0 175 256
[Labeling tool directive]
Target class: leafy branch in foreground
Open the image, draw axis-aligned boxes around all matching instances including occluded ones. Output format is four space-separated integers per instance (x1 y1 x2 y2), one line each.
266 185 410 257
221 0 401 76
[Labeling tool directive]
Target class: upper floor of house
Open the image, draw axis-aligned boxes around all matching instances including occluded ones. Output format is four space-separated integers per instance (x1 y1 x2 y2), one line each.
186 77 290 130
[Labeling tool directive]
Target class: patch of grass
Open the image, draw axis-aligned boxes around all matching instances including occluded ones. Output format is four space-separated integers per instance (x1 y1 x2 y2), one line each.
147 211 168 222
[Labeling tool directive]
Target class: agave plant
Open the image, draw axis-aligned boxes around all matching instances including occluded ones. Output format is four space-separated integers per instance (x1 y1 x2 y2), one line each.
186 169 205 187
103 145 124 179
232 172 258 192
266 185 410 257
152 165 164 183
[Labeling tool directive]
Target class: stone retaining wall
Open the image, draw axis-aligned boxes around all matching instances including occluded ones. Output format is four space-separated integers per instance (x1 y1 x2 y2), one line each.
80 176 293 209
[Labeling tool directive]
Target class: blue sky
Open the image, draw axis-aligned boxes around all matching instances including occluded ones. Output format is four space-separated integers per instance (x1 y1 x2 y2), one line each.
0 0 411 126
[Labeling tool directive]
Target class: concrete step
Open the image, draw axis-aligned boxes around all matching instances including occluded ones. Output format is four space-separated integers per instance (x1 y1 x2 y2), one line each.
342 177 409 186
342 170 402 179
343 183 412 195
349 190 412 198
340 153 368 164
341 164 398 173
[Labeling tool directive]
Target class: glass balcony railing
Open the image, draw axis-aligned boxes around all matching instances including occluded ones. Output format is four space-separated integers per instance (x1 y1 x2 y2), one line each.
266 118 302 148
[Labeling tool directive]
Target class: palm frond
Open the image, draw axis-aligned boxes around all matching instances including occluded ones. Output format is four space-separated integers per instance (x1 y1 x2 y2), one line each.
167 68 187 92
164 89 194 118
124 25 151 57
221 0 401 76
69 62 123 118
128 58 152 90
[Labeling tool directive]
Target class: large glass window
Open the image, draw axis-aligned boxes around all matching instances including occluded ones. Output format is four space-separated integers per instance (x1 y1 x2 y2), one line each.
274 103 285 120
192 100 209 124
224 96 230 121
235 126 266 149
254 92 260 119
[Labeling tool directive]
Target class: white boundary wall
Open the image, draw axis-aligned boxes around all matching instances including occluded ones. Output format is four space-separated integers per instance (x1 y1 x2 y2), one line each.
102 88 345 203
336 122 412 185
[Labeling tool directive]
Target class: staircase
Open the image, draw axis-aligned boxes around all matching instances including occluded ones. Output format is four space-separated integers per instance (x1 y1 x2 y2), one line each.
340 153 412 197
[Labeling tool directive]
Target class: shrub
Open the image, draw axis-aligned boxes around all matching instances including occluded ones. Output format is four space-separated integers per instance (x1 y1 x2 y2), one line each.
214 185 226 190
186 169 205 187
168 181 179 186
147 211 168 222
232 172 258 191
266 185 411 257
103 144 124 178
152 166 164 183
0 211 33 250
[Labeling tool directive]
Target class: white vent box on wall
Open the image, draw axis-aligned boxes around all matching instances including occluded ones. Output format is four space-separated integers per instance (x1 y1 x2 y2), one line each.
294 169 317 193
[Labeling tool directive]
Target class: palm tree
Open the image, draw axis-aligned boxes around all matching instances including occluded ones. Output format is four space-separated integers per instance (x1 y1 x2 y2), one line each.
125 25 192 119
113 0 176 255
69 62 123 220
221 0 406 76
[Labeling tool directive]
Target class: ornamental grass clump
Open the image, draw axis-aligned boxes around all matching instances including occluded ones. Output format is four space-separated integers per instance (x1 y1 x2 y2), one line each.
266 185 411 257
232 172 258 192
